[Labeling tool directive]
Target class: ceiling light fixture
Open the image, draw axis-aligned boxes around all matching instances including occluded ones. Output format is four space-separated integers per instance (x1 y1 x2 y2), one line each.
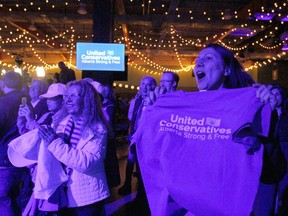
77 3 87 15
28 23 37 31
223 9 233 20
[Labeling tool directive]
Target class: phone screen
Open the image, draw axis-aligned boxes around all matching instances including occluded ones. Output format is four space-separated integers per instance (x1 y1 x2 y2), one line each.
22 97 27 105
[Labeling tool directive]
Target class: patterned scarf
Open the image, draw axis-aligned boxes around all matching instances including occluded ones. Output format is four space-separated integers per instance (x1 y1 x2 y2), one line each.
63 117 83 148
63 117 84 176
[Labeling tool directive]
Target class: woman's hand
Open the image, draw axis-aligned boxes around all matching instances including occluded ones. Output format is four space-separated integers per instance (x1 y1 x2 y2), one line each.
18 105 35 121
38 125 59 145
253 83 277 110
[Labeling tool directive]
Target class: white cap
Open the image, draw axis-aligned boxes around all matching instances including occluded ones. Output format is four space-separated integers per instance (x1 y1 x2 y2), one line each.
8 129 39 167
91 81 102 92
39 83 66 99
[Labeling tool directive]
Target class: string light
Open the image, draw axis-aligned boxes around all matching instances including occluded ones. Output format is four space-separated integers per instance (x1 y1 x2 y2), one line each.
0 0 287 79
170 26 193 72
113 82 139 91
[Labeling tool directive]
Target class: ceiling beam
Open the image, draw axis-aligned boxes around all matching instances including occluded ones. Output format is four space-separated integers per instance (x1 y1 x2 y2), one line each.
38 15 69 59
237 0 271 19
2 46 283 59
114 14 268 29
233 0 280 47
0 17 55 49
0 11 93 24
236 20 288 48
156 0 181 50
115 0 130 50
204 28 234 45
40 15 60 35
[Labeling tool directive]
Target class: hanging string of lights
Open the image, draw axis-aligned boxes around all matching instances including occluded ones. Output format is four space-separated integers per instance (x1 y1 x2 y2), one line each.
0 23 79 73
170 26 193 72
0 0 287 82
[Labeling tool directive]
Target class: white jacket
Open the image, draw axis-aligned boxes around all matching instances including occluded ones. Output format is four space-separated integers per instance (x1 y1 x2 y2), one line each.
48 115 110 207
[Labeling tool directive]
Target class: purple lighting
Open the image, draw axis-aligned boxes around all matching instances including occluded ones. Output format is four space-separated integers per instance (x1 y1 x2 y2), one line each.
281 16 288 22
253 12 275 21
229 28 254 37
282 42 288 51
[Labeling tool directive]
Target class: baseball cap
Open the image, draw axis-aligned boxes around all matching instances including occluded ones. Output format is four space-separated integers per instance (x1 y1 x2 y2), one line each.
91 81 102 92
39 83 66 99
8 129 39 167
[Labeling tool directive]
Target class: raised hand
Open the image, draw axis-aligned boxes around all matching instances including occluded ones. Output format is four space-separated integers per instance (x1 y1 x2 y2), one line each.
38 125 59 145
19 104 35 121
253 83 277 110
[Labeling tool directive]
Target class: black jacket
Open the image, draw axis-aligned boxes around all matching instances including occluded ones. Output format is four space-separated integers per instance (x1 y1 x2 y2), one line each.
0 90 23 166
260 111 287 184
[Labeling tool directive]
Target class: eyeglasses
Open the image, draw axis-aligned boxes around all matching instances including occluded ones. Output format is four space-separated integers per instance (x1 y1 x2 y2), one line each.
63 93 81 100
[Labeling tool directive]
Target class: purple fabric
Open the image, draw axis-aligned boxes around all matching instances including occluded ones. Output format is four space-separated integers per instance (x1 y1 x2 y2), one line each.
23 185 67 215
38 186 67 211
133 87 272 216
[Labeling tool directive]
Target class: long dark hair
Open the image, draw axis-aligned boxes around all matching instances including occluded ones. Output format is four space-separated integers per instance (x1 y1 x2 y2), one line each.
269 82 287 112
206 43 255 89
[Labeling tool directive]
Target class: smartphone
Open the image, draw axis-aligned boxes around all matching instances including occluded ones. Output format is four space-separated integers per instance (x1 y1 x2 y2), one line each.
22 97 27 105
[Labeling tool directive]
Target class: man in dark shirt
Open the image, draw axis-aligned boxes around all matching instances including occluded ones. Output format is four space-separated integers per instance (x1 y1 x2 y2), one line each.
0 71 30 215
119 76 157 216
58 61 76 84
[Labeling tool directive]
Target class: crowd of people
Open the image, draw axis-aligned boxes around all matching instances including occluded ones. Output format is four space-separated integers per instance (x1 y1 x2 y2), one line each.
0 44 287 216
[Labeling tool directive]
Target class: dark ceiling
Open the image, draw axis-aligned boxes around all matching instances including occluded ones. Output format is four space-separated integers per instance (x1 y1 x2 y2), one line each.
0 0 287 74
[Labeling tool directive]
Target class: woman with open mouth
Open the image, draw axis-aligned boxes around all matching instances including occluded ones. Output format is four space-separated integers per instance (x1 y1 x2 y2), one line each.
135 43 280 216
